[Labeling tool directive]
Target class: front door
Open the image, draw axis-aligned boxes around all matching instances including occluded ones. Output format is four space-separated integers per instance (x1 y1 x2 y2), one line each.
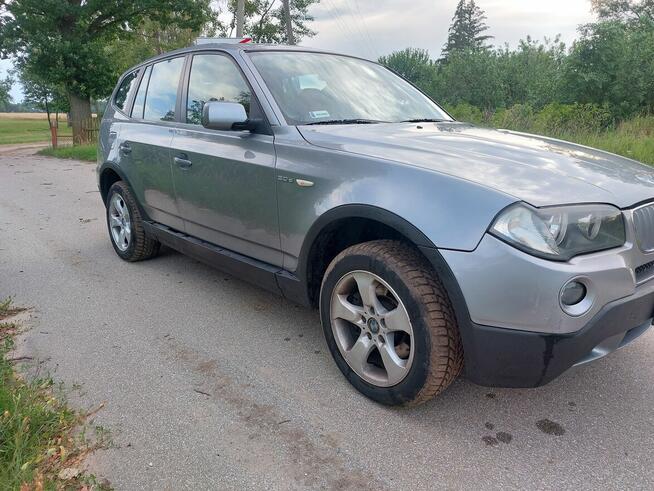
170 52 281 266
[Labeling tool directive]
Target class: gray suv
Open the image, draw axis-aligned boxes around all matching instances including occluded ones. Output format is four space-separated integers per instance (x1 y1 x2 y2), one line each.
98 44 654 406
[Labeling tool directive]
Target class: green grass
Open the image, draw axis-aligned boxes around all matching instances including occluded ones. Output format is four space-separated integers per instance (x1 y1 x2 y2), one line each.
38 144 97 162
559 116 654 166
0 118 72 145
447 105 654 166
0 298 110 489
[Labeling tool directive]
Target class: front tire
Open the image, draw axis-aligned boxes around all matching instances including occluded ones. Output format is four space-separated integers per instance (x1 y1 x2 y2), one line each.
106 181 160 262
320 240 463 406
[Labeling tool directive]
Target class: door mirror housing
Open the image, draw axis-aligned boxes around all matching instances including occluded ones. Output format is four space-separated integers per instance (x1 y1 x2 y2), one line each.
201 101 257 131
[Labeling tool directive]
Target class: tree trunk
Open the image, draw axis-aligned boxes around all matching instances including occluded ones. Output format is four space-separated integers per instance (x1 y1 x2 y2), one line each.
44 97 52 128
68 92 92 145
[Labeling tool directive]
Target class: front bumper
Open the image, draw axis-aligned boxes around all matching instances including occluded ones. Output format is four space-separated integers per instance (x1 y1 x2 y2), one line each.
420 242 654 388
461 289 653 387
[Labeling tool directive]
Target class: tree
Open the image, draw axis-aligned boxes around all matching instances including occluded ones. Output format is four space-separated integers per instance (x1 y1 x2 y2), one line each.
497 36 567 108
106 2 222 74
0 76 11 109
563 18 654 117
0 0 212 143
20 73 69 127
441 0 493 60
378 48 435 91
591 0 654 21
221 0 318 44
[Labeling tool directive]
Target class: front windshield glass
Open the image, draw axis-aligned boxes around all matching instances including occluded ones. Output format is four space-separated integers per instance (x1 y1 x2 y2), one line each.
248 51 452 125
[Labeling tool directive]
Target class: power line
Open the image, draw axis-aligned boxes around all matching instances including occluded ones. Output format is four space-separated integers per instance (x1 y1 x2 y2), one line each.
323 0 376 60
351 0 379 59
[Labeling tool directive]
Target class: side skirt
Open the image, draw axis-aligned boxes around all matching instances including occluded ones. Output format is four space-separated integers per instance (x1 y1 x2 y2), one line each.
143 221 311 306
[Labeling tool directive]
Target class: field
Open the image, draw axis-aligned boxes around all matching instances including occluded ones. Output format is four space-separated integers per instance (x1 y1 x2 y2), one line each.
0 114 72 145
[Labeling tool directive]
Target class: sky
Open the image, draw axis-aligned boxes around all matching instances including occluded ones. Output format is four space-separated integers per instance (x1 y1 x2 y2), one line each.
1 0 596 102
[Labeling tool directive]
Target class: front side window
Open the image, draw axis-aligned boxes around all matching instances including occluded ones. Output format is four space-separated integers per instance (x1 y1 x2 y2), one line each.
186 54 252 125
143 57 185 122
248 51 452 125
114 71 139 112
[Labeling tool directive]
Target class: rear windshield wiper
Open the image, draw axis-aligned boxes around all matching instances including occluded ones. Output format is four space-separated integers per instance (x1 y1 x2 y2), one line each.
305 119 384 126
400 118 448 123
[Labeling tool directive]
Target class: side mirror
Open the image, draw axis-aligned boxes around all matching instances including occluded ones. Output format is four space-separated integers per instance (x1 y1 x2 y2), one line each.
201 101 256 131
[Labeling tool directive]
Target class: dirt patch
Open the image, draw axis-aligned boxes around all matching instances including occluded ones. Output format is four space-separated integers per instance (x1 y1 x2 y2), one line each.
161 335 383 490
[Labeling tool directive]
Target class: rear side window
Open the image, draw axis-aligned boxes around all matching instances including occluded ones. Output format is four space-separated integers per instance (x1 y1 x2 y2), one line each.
114 71 139 112
186 54 252 125
143 57 185 122
131 65 152 119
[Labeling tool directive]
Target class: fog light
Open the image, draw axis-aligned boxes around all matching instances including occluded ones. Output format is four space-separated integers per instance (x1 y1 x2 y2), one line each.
561 281 587 306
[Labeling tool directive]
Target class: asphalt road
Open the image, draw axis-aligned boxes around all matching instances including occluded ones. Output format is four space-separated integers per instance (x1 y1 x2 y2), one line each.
1 146 653 490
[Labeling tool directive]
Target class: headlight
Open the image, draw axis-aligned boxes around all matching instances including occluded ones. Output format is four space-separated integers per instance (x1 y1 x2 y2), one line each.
490 203 626 261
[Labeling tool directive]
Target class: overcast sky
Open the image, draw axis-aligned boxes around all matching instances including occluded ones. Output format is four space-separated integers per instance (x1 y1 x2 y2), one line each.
1 0 596 102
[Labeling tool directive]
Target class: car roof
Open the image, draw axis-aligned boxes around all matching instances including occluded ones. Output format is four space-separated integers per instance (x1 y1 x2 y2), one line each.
131 43 352 70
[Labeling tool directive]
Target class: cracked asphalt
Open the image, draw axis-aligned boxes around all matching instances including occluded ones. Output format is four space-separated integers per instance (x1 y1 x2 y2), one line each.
1 145 653 490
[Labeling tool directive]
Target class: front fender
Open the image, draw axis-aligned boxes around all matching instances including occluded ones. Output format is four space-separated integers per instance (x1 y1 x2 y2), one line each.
273 127 516 270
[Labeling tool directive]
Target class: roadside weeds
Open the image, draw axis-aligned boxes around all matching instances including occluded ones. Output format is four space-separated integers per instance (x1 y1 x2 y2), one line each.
0 297 111 490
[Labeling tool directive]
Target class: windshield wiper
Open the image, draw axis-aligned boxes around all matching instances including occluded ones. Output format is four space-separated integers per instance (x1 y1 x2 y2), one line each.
305 119 384 126
400 118 448 123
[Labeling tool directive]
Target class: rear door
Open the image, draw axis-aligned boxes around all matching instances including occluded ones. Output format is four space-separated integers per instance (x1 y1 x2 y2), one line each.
118 56 186 231
170 52 281 266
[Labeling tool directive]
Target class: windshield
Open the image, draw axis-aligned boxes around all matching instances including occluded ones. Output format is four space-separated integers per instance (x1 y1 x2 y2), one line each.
248 51 452 125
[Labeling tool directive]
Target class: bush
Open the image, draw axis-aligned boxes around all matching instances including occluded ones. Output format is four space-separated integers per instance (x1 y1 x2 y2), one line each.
491 104 536 131
444 102 486 124
532 103 613 135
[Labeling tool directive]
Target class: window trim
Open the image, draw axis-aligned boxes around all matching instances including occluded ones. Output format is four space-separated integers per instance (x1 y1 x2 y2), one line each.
178 50 271 135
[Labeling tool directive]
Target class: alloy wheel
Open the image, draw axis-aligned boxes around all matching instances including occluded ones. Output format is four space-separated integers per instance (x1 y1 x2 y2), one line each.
108 193 132 252
330 270 414 387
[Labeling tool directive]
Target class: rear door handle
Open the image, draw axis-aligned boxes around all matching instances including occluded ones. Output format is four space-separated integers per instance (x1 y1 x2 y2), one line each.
119 143 131 154
174 155 192 169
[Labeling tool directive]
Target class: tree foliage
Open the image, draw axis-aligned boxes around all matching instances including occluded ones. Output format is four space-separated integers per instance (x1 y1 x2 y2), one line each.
379 4 654 119
378 48 434 91
564 18 654 116
441 0 493 60
221 0 318 44
0 75 12 109
0 0 212 141
591 0 654 21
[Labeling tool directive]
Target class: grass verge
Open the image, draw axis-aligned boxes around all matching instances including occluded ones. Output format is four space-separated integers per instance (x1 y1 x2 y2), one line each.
0 119 71 145
0 298 110 490
38 144 97 162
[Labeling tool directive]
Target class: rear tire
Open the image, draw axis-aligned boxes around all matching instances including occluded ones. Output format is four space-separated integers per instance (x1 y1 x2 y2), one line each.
319 240 463 406
106 181 160 262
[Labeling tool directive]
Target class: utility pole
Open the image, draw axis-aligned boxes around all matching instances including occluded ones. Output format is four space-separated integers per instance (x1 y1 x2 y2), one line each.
236 0 245 38
282 0 295 45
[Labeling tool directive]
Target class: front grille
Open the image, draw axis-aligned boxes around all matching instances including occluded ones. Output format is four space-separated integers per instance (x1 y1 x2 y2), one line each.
633 204 654 252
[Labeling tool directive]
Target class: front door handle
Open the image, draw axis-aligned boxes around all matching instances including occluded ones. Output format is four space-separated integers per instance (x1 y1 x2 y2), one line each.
174 155 192 169
119 143 131 154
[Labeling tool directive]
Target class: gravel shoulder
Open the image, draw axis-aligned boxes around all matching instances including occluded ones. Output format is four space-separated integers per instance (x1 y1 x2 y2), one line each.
1 148 653 490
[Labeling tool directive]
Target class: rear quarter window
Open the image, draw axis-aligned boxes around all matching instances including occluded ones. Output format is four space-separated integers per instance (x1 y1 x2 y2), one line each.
114 71 139 112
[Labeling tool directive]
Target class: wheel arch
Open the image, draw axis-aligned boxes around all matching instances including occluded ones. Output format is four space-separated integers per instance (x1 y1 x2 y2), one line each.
297 205 449 306
293 204 475 381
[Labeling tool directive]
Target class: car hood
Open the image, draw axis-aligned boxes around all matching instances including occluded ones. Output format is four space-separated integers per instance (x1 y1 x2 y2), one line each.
298 122 654 208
